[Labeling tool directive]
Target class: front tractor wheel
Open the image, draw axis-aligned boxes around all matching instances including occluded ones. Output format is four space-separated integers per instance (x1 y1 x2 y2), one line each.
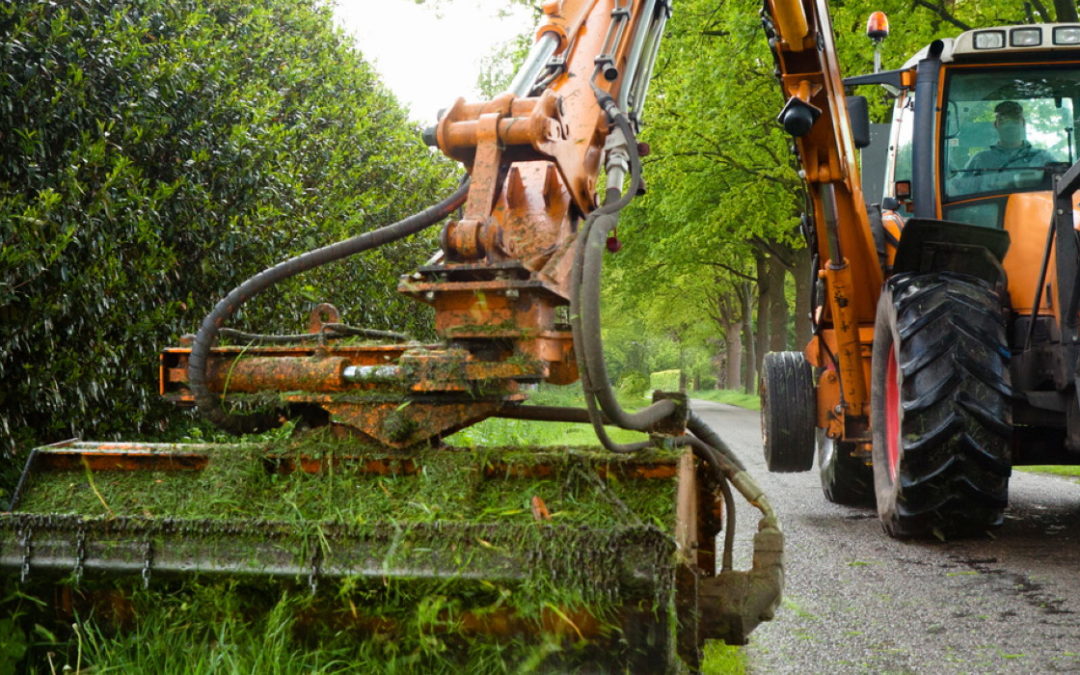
818 431 874 507
761 351 815 472
870 272 1012 538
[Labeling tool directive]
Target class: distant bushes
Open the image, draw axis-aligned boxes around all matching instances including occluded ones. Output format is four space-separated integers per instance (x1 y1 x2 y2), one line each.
0 0 454 469
649 369 681 393
617 371 649 399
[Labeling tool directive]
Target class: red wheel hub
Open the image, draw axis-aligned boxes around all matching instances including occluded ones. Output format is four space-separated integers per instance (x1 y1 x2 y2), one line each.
885 346 901 483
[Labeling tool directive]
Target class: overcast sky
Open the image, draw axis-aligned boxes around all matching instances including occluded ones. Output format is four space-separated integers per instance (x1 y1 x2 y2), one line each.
333 0 533 124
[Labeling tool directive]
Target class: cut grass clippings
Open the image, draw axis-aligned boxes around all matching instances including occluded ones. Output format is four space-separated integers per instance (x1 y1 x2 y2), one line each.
703 640 748 674
6 385 715 672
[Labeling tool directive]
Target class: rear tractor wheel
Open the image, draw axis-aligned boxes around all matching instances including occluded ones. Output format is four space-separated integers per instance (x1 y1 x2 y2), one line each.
870 272 1012 538
761 351 815 472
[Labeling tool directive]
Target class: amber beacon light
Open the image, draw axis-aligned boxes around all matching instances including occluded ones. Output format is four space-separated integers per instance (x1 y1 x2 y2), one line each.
866 11 890 41
866 11 889 72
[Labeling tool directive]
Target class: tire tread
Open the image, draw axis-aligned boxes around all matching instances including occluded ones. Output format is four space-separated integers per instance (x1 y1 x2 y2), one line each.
872 272 1012 538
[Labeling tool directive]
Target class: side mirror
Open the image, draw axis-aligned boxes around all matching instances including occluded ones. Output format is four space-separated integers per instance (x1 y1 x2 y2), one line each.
895 180 912 200
847 96 871 149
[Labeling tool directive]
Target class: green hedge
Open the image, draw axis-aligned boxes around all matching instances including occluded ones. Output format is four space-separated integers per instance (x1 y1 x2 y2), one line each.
649 369 680 393
0 0 454 480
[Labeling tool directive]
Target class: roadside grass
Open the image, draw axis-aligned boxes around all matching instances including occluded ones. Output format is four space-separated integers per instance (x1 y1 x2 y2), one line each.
689 389 762 411
1015 465 1080 480
703 640 747 673
444 385 649 447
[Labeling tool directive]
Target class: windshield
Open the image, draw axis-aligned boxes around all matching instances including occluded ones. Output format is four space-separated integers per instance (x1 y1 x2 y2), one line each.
942 66 1079 202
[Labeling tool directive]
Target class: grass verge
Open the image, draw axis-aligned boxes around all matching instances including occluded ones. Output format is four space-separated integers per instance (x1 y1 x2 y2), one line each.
689 389 762 411
1015 465 1080 480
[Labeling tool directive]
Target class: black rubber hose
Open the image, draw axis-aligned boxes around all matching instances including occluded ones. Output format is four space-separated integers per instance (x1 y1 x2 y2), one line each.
687 410 747 472
582 379 653 454
578 209 675 431
493 405 608 425
567 113 675 434
188 181 470 434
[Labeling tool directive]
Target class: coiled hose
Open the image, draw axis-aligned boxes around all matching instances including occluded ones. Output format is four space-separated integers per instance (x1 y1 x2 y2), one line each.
567 89 776 572
187 180 470 435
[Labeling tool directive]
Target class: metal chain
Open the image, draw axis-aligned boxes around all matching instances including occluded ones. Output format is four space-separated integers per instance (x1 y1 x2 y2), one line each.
307 547 321 595
17 527 31 583
141 539 153 589
74 526 87 585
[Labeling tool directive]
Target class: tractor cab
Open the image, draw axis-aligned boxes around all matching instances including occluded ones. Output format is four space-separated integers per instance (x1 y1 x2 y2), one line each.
874 25 1080 227
861 25 1080 316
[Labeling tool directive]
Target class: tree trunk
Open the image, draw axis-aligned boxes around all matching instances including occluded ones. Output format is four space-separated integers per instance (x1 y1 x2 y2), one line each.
767 253 788 352
794 245 813 349
725 319 743 391
754 251 770 373
1054 0 1079 22
739 281 757 395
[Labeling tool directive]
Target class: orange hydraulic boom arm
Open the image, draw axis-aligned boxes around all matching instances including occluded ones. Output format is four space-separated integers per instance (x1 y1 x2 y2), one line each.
763 0 883 437
415 0 671 370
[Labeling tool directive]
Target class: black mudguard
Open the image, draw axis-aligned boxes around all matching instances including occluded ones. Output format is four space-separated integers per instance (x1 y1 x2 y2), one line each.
892 218 1011 286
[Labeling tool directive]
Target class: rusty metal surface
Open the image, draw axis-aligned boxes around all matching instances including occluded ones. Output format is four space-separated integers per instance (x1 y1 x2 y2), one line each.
307 303 340 334
28 449 208 474
10 443 684 486
322 400 509 448
398 264 577 383
161 342 552 446
207 356 351 393
0 514 674 586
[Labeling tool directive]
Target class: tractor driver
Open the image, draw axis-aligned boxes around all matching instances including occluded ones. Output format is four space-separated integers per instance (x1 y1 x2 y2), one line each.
954 100 1057 194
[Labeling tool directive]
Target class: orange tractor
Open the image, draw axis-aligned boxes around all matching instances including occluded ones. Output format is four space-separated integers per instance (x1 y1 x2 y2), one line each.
761 0 1080 538
1 0 783 669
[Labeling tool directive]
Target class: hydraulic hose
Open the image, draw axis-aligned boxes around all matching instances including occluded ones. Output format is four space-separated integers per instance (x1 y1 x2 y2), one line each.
688 410 747 472
563 91 780 582
492 397 773 573
188 180 470 434
568 106 677 437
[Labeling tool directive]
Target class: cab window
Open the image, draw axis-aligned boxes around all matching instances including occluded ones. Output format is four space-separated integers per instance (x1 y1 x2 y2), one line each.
942 66 1078 204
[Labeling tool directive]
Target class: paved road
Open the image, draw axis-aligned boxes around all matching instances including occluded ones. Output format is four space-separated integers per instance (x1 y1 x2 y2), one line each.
691 399 1080 675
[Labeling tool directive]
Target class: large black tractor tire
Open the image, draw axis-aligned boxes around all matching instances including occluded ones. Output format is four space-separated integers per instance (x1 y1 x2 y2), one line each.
761 351 815 472
870 272 1012 538
818 431 875 507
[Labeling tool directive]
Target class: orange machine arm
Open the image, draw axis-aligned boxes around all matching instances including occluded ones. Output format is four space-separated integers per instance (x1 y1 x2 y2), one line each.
763 0 882 428
407 0 671 383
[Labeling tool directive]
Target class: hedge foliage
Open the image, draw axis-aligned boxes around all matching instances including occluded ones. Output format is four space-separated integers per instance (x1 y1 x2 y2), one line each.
649 369 681 393
0 0 456 472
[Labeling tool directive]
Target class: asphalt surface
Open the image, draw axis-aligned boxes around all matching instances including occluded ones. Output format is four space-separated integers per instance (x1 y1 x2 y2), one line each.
690 399 1080 675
